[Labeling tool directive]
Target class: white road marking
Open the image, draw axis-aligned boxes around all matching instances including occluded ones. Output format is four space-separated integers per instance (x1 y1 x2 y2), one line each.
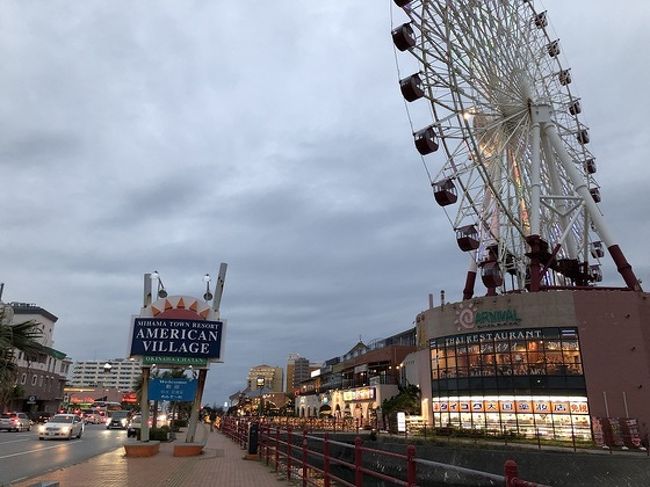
0 438 31 445
0 443 69 459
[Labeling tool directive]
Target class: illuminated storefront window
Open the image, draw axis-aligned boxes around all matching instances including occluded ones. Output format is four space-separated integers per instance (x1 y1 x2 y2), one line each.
429 328 590 440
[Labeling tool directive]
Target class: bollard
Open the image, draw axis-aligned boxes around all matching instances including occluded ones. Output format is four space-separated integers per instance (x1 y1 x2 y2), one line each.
354 436 363 487
406 445 416 487
323 433 331 487
504 459 518 487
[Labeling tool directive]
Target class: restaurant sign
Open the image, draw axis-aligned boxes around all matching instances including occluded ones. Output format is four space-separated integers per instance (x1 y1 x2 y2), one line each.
343 387 376 402
455 302 522 331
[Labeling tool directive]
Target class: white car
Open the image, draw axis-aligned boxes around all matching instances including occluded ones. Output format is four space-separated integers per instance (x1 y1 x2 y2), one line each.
0 412 31 432
38 414 84 440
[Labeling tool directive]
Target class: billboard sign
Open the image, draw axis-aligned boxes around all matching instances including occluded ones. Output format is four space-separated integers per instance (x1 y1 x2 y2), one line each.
129 318 224 362
149 378 197 402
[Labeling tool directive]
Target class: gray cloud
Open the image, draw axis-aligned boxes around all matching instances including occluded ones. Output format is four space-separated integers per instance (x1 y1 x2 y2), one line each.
1 0 648 404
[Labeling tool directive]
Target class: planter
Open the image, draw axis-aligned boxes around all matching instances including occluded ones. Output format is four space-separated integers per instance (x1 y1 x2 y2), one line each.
123 440 161 457
173 443 205 457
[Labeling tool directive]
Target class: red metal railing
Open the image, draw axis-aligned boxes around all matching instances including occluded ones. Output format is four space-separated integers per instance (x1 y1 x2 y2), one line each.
222 417 550 486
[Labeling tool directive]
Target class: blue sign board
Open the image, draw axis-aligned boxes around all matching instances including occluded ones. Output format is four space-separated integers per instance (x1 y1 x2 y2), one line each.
148 378 197 402
129 318 224 361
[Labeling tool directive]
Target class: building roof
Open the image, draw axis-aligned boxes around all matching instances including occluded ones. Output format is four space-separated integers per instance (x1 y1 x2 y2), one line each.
10 302 58 323
43 346 67 360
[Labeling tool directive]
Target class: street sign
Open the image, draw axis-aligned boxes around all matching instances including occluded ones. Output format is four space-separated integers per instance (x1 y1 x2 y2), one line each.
397 412 406 433
142 356 208 367
148 378 197 402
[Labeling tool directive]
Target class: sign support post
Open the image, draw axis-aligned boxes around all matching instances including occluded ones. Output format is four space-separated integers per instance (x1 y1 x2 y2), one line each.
140 366 151 442
186 369 208 443
140 273 153 442
185 263 227 443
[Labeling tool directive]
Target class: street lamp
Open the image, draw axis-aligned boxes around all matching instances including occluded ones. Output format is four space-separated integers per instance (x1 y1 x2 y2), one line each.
102 363 113 400
256 377 266 416
151 271 167 298
203 274 213 301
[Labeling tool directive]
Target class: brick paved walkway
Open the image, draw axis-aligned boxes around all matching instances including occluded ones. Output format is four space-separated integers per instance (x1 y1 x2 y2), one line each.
13 430 284 487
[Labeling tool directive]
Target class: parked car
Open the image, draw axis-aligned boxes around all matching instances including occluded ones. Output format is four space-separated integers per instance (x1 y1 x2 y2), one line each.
37 414 83 440
106 410 130 430
0 412 31 432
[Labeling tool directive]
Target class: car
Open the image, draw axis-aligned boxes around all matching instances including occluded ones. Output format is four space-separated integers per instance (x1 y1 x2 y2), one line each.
37 414 83 440
0 412 31 432
106 410 129 430
31 412 52 424
82 411 103 424
127 414 142 438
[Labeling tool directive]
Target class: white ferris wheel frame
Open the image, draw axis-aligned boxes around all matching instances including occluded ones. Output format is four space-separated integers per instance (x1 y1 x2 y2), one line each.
391 0 642 294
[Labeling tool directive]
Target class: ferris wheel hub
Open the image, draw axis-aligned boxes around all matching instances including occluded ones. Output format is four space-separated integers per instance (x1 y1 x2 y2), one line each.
530 104 552 124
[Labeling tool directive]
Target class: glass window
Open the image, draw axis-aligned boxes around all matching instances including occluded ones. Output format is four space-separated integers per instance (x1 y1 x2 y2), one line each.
31 375 38 386
480 342 494 354
481 354 496 376
542 328 560 339
511 340 527 352
468 344 480 355
545 340 562 352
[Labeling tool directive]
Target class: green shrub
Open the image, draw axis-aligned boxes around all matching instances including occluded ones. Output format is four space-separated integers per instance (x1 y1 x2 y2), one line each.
150 426 171 442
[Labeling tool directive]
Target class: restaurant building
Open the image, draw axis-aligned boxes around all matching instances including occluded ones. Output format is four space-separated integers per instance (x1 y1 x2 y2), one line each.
415 290 650 443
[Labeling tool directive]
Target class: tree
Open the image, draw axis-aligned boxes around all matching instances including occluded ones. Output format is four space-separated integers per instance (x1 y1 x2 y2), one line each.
381 384 421 433
0 305 44 411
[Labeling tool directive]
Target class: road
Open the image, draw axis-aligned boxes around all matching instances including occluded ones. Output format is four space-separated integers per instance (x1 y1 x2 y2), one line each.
0 423 127 486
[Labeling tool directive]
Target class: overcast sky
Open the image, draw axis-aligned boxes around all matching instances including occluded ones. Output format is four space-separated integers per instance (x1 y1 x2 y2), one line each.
1 1 649 406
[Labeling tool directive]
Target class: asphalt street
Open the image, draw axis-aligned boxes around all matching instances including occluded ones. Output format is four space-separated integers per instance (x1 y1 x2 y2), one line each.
0 423 126 486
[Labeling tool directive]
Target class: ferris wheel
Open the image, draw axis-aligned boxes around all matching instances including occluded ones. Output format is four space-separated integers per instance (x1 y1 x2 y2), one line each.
391 0 642 297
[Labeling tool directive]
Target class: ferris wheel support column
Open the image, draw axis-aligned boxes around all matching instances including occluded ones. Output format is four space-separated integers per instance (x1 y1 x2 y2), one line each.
462 255 478 301
544 124 643 291
529 121 542 235
526 120 544 292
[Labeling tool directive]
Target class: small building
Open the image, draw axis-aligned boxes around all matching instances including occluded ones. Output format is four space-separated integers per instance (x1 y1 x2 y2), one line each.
6 302 71 414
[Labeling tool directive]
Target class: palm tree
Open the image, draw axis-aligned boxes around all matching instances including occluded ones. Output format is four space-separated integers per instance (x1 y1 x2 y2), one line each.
0 304 44 411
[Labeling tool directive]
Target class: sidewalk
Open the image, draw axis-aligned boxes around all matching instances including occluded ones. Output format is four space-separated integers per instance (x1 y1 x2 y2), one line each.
13 430 283 487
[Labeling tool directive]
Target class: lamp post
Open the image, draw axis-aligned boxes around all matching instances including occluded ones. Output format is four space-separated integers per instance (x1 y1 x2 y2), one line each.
102 362 113 400
257 377 265 416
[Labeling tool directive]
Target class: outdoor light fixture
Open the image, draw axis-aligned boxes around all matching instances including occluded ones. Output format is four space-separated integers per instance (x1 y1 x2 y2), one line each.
203 273 213 301
152 270 168 298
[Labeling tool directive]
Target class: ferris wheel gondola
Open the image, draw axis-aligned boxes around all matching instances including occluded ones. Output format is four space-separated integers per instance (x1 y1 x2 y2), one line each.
391 0 642 297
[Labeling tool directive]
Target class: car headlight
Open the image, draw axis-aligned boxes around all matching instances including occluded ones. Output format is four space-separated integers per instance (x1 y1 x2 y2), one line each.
106 418 111 425
61 427 70 433
38 425 46 433
121 418 128 426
